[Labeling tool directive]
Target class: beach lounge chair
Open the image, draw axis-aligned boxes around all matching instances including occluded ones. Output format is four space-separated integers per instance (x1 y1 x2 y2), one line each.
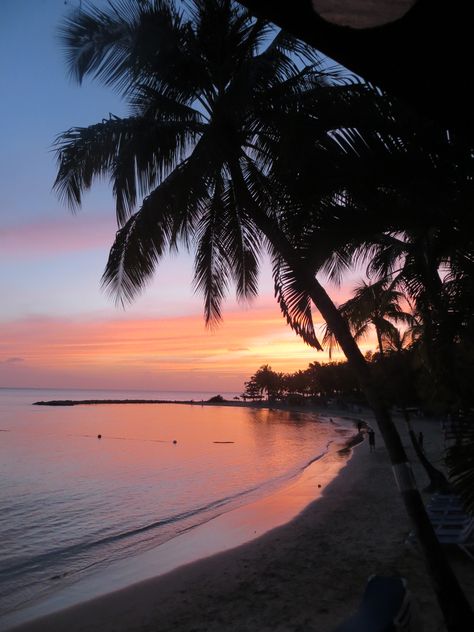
427 494 474 561
333 575 418 631
428 493 464 509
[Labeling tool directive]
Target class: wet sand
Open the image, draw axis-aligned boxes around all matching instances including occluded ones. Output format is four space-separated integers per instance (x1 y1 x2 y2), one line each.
10 410 474 632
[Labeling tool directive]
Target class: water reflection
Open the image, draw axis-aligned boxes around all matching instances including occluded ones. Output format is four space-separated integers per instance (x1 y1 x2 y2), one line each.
0 397 346 619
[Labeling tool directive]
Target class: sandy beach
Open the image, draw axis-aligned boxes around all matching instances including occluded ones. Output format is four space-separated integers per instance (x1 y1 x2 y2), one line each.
10 408 474 632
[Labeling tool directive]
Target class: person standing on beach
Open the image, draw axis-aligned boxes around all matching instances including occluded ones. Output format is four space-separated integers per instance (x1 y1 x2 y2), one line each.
368 428 375 452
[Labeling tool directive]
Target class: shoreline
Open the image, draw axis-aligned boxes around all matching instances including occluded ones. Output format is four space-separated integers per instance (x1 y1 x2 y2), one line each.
3 412 357 631
32 399 239 406
4 440 354 630
30 396 370 435
31 397 365 414
9 410 474 631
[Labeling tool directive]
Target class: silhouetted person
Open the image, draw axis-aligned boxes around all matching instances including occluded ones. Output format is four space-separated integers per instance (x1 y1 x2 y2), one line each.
368 428 375 452
418 431 424 452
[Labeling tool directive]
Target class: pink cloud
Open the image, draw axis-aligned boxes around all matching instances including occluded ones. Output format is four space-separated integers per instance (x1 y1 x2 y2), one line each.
0 214 116 258
1 303 372 390
1 356 25 364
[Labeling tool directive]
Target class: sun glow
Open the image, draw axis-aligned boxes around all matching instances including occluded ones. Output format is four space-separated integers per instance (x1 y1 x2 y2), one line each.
0 306 342 390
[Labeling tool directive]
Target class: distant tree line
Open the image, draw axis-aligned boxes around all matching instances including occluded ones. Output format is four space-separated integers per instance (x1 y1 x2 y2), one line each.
241 361 360 405
55 1 474 625
242 343 474 415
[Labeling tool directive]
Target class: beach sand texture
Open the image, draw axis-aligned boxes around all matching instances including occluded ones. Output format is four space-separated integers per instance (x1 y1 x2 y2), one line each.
11 412 474 632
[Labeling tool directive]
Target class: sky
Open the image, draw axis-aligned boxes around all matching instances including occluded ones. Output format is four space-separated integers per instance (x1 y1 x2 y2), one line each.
0 0 372 393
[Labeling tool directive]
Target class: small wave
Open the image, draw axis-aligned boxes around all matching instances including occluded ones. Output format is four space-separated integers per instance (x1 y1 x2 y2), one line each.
0 485 271 581
0 444 332 586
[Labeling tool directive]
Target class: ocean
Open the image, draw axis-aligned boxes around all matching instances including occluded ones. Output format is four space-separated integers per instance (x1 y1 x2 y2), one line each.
0 388 352 626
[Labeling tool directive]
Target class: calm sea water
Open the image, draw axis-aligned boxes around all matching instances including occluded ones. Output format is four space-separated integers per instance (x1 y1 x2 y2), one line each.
0 388 346 623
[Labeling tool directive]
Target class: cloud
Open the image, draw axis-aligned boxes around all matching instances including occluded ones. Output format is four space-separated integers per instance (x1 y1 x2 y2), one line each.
0 304 362 390
1 356 25 364
0 281 378 390
0 214 116 259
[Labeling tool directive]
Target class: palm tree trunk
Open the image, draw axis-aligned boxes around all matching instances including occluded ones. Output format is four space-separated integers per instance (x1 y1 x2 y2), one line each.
374 323 385 357
414 246 460 411
301 269 473 631
242 197 474 630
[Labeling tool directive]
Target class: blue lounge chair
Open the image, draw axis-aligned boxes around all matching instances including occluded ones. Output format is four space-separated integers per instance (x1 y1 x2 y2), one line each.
427 494 474 561
334 575 417 631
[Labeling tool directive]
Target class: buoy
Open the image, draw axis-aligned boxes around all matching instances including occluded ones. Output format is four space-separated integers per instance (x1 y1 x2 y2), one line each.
173 440 177 444
97 434 102 439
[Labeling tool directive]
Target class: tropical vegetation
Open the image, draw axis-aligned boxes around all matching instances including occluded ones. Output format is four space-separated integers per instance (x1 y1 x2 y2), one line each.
322 279 414 358
54 0 474 627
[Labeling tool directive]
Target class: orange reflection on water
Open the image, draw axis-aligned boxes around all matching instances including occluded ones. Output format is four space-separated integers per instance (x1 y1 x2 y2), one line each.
16 403 342 499
228 447 348 532
118 439 351 586
0 399 353 624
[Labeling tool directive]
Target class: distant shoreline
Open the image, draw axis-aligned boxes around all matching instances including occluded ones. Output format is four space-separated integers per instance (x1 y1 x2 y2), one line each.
32 397 366 417
32 398 265 407
32 398 368 432
33 399 212 406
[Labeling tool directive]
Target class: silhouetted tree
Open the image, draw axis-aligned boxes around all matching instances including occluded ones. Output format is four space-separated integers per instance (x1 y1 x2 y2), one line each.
54 2 473 625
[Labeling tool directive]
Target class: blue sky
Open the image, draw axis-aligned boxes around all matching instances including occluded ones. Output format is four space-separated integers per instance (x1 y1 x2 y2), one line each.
0 0 215 322
0 0 364 390
1 0 122 314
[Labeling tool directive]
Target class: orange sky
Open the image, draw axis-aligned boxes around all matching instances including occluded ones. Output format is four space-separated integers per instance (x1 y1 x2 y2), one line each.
1 212 376 392
1 211 377 392
0 300 377 392
0 2 383 394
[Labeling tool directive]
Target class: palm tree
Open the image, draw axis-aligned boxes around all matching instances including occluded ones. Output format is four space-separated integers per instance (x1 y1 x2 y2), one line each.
348 229 474 414
246 364 282 401
384 325 416 354
342 279 413 356
322 279 413 357
321 276 452 492
54 1 472 626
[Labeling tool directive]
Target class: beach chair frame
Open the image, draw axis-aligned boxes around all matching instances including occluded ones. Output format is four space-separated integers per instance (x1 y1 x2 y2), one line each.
427 493 474 561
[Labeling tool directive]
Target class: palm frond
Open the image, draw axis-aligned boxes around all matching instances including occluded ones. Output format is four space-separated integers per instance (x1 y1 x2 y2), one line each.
54 115 200 224
321 323 339 359
101 201 173 306
60 0 209 97
53 114 128 212
192 177 230 325
111 118 200 223
318 243 357 287
272 255 322 350
220 181 262 302
364 234 408 280
102 158 210 303
59 0 140 88
263 28 327 70
129 84 204 121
